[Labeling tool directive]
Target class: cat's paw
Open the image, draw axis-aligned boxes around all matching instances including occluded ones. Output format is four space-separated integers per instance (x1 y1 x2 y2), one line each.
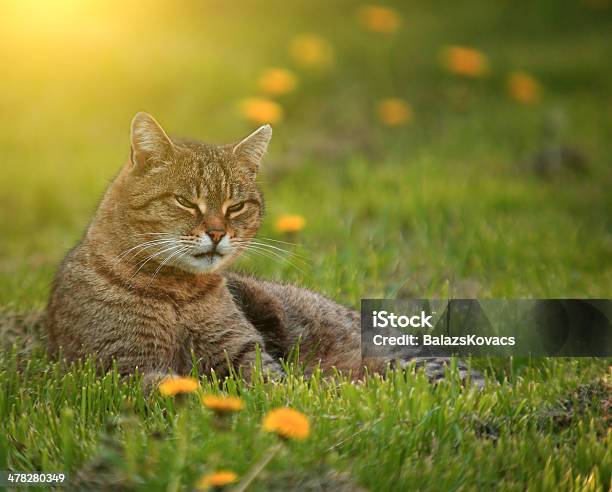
397 357 486 389
239 358 285 383
263 360 286 383
141 371 177 395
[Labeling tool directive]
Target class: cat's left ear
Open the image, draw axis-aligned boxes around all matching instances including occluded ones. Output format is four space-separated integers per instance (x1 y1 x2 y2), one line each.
232 125 272 177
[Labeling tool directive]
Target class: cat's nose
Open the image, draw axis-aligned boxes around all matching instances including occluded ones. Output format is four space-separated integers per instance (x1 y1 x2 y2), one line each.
206 228 226 245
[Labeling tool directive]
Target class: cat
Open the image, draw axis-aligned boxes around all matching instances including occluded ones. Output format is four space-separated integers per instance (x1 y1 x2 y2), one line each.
45 112 484 388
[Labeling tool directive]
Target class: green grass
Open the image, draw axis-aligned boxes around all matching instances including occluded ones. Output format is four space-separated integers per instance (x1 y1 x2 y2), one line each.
1 352 610 491
1 0 611 490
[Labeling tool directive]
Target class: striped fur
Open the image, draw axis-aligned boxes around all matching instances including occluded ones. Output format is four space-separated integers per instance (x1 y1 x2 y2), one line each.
42 113 484 388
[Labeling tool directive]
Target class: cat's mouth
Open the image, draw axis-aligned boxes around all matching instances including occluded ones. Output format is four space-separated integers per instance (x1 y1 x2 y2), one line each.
192 251 223 260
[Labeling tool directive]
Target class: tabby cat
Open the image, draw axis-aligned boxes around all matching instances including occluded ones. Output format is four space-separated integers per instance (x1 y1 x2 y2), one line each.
45 113 483 388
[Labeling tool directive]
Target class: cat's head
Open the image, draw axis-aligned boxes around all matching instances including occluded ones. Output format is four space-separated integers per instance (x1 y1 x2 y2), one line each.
110 112 271 274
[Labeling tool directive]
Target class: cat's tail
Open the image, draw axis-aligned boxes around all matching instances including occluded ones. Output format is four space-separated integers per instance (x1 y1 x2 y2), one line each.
0 309 47 356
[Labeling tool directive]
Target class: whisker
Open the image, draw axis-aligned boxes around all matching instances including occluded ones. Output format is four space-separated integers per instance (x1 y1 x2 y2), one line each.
232 238 298 252
150 245 192 282
130 243 185 280
246 249 307 275
256 236 301 246
238 247 275 264
114 239 178 263
134 244 183 269
169 248 194 276
247 241 307 260
238 242 308 266
245 244 305 262
240 244 307 274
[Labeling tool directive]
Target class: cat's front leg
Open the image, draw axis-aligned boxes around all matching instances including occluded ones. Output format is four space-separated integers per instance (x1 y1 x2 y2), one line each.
188 314 284 382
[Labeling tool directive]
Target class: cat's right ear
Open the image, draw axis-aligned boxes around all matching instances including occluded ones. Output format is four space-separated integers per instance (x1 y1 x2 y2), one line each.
130 112 174 173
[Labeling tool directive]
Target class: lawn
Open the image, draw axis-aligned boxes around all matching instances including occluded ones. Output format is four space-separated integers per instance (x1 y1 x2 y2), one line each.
0 0 610 490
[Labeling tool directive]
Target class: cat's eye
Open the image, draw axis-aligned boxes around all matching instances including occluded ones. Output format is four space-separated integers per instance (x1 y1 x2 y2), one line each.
227 202 245 215
175 195 196 209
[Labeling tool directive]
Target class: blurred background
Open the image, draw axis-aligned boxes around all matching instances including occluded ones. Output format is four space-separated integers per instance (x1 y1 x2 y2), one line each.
0 0 610 309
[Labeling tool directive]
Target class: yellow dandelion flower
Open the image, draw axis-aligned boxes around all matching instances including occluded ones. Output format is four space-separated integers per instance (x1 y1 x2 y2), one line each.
507 71 541 104
441 46 489 77
195 470 238 490
263 407 310 441
202 395 245 414
259 68 298 96
358 5 401 33
377 98 412 126
158 376 199 397
238 98 283 124
275 214 305 233
289 34 334 69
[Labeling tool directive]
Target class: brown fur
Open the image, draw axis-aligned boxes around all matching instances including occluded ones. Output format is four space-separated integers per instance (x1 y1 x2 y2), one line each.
45 113 483 387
